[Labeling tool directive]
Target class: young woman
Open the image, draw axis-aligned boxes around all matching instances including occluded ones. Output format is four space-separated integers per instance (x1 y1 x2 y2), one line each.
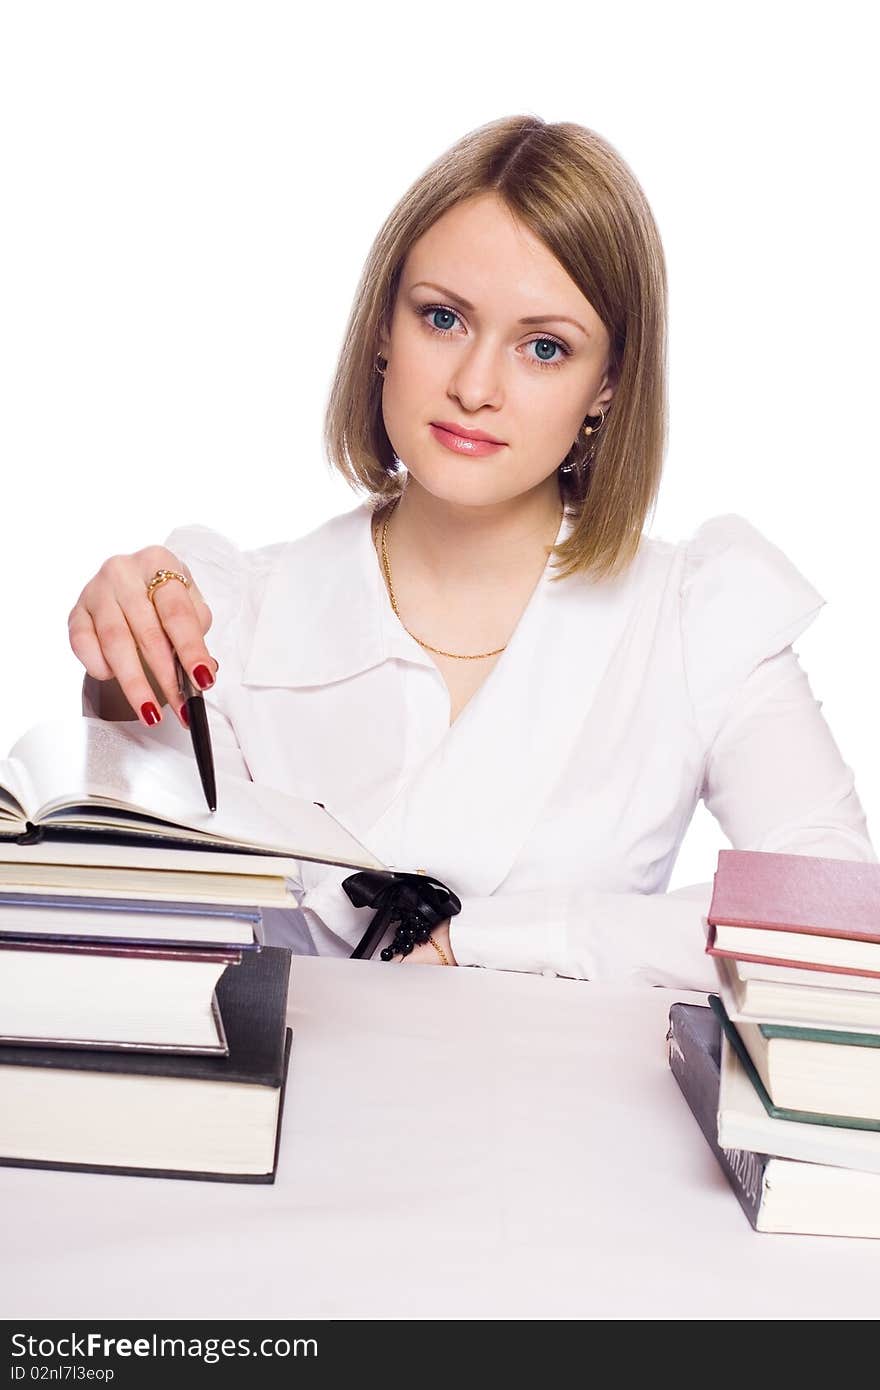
68 115 876 986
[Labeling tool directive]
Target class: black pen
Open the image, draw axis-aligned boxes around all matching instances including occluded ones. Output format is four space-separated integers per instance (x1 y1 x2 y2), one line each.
174 653 217 813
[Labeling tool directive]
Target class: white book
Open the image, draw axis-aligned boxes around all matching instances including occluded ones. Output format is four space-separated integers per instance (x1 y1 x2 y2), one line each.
0 858 297 907
0 892 261 1051
0 946 233 1053
739 1157 880 1238
732 1012 880 1121
713 921 880 973
0 893 260 945
733 956 880 995
0 716 386 880
0 840 309 905
714 955 880 1033
717 1033 880 1174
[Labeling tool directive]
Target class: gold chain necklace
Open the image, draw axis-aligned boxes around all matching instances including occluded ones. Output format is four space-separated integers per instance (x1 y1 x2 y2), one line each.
378 498 507 661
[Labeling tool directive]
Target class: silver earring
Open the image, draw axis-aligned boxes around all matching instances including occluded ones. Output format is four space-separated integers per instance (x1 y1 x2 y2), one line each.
375 354 387 378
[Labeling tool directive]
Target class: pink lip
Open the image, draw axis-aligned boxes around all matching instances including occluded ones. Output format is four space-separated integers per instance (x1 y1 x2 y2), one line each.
431 420 506 444
429 423 507 457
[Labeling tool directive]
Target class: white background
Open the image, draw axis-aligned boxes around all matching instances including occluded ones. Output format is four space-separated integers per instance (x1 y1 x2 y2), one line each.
1 1 877 889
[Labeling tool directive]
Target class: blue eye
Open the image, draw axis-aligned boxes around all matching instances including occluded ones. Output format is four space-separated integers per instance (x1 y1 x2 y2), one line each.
530 338 564 366
429 307 457 332
416 304 571 371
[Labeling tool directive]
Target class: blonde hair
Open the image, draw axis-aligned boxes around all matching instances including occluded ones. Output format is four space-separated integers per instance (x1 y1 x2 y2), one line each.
323 114 668 582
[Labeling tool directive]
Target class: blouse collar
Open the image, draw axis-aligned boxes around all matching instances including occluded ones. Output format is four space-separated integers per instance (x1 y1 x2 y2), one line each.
242 499 578 688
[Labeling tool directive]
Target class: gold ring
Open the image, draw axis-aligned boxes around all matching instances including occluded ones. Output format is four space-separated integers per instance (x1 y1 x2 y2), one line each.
146 569 190 606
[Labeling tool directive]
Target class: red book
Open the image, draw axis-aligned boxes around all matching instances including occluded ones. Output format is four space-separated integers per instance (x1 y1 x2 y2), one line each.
706 849 880 980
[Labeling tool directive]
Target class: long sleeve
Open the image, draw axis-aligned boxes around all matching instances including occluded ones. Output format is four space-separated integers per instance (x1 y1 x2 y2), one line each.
447 516 877 988
263 518 878 980
448 644 877 988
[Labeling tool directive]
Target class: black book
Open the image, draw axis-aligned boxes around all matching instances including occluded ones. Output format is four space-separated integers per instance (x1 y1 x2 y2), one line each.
667 1001 880 1237
667 1001 768 1229
0 945 292 1183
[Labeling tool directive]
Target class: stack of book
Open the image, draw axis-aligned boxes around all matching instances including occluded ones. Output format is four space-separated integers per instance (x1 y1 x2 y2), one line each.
668 848 880 1237
0 715 388 1184
0 889 264 1055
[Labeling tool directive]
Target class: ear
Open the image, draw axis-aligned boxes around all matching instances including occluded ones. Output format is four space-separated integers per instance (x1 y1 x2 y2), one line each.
590 358 619 415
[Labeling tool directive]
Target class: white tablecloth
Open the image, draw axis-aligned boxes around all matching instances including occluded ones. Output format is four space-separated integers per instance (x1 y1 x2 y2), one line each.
2 956 878 1320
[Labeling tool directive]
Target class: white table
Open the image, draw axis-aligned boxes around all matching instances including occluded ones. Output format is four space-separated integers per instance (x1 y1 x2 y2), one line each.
2 956 878 1320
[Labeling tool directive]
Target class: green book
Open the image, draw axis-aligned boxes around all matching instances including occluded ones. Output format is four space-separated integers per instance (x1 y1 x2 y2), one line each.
758 1021 880 1046
709 994 880 1132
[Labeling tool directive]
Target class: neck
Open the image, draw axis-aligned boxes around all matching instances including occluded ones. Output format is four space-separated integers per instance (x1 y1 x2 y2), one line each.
381 478 565 589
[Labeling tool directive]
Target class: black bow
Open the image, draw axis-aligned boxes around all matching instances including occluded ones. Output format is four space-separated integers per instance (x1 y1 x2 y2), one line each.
342 869 462 961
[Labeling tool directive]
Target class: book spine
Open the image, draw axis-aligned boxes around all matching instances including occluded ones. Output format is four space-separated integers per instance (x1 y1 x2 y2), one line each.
667 1007 765 1231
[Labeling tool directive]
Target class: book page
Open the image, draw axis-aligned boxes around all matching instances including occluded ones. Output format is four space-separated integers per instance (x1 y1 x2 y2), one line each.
0 757 39 823
0 861 296 906
8 717 386 869
718 1036 880 1171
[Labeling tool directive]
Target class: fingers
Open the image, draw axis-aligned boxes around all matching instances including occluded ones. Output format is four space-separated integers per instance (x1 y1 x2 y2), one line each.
68 549 220 729
67 605 115 682
73 595 174 726
127 577 218 715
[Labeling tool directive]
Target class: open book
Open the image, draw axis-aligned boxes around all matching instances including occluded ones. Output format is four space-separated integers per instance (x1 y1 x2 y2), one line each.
0 717 385 874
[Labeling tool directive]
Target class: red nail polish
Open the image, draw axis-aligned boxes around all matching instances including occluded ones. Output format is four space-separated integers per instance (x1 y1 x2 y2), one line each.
179 703 190 728
193 664 214 690
141 702 160 726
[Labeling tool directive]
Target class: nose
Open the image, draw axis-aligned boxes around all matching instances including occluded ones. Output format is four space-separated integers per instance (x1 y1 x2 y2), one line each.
446 340 506 412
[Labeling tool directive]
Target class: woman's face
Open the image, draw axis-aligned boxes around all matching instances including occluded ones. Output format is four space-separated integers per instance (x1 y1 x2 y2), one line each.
378 192 617 511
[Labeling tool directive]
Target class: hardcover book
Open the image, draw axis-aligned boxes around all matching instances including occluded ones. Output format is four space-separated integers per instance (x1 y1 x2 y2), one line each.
0 846 302 907
706 849 880 979
0 939 239 1054
711 993 880 1133
0 945 293 1182
667 1001 880 1237
0 890 267 1053
0 889 263 948
714 953 880 1031
0 716 385 873
732 1011 880 1122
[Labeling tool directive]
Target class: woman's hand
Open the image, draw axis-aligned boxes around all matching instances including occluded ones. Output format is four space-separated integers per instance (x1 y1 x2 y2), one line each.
400 919 458 965
68 546 218 729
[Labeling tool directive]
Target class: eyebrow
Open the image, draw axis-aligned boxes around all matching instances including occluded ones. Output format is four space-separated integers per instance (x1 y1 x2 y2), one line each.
409 281 589 337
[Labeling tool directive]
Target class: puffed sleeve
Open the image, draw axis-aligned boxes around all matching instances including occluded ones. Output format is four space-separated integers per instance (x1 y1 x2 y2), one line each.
449 516 877 988
679 514 875 862
81 523 253 781
678 513 826 750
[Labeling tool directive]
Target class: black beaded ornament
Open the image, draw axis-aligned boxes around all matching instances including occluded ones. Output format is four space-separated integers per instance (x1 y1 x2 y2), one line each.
342 869 462 962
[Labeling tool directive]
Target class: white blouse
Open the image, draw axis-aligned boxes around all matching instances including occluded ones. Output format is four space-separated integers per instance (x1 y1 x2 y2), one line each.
82 501 877 990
